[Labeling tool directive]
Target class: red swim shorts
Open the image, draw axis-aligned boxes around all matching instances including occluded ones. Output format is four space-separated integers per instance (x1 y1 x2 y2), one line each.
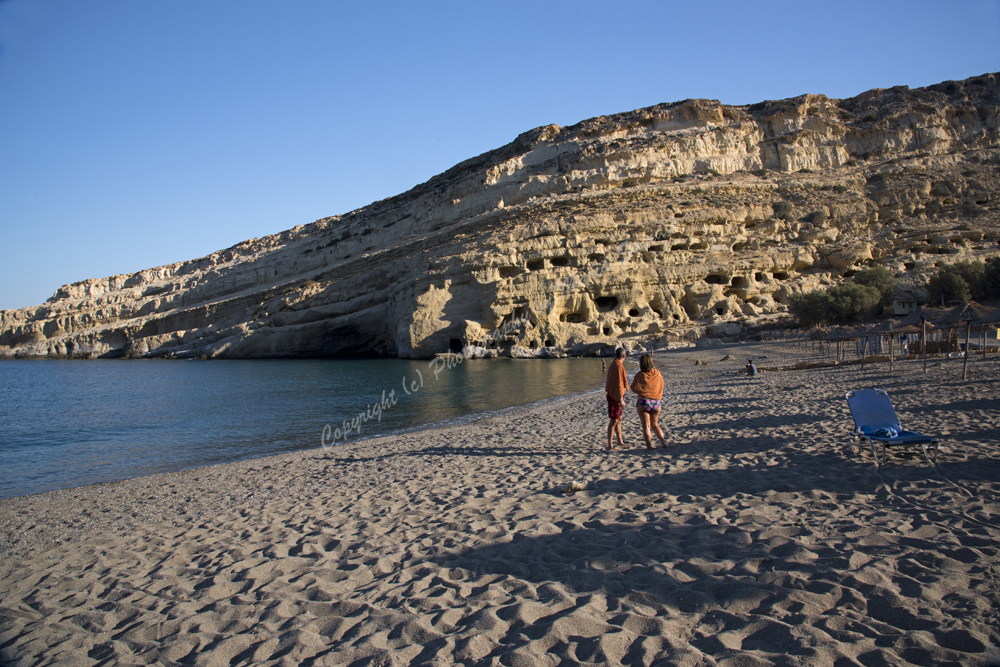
607 393 623 420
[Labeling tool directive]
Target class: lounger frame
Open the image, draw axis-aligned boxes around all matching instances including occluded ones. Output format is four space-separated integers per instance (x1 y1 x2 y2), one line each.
845 388 940 465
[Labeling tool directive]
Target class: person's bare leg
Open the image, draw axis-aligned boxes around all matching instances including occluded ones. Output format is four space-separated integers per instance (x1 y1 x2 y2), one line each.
615 418 625 448
637 405 652 448
650 411 667 447
607 419 616 450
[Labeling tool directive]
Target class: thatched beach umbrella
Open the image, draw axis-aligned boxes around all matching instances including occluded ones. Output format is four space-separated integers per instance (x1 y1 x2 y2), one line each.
865 319 904 371
804 326 830 357
825 326 860 364
898 306 948 374
972 305 998 360
807 326 830 340
978 306 1000 325
977 307 1000 357
933 302 995 380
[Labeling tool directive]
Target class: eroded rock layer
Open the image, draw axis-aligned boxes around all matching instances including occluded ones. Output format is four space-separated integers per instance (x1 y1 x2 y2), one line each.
2 74 999 359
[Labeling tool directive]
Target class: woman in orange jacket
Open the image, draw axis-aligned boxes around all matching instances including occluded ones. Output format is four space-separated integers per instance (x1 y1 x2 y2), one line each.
630 354 667 449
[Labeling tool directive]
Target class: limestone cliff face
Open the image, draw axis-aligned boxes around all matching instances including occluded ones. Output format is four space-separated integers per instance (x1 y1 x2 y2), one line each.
2 74 999 359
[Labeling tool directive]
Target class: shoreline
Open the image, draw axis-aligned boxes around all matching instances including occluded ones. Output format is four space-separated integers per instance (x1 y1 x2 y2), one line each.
0 348 718 503
2 344 998 665
0 379 620 555
0 356 610 501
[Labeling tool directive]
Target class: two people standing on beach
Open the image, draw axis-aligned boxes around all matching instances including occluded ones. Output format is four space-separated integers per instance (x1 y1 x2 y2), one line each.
605 349 667 450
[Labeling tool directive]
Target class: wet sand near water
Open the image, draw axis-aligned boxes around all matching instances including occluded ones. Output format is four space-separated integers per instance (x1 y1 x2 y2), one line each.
1 343 999 666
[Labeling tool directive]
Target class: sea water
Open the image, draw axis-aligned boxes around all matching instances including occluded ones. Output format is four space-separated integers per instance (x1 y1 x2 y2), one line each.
0 357 606 499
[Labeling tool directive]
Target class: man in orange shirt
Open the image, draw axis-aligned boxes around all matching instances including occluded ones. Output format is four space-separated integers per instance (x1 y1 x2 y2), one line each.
605 347 628 450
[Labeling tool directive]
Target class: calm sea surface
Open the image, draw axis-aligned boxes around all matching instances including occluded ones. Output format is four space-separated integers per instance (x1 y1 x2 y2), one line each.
0 358 606 499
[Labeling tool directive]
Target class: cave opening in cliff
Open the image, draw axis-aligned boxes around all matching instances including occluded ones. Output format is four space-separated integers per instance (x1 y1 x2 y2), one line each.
545 338 554 347
550 257 570 267
450 338 463 353
526 259 544 271
772 271 789 280
731 276 748 288
603 326 612 335
705 274 727 285
595 296 619 312
628 308 640 317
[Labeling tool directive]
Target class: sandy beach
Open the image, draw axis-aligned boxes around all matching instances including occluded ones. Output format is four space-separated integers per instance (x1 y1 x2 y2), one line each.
1 343 999 666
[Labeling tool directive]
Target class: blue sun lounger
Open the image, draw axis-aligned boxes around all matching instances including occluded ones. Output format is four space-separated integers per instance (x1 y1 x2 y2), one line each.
845 388 940 464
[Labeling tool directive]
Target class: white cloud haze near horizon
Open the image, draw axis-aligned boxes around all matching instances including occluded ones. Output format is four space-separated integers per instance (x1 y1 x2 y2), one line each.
1 0 998 310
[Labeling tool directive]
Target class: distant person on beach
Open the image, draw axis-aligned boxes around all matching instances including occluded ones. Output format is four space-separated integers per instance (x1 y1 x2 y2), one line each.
630 354 667 449
605 348 627 450
746 359 757 376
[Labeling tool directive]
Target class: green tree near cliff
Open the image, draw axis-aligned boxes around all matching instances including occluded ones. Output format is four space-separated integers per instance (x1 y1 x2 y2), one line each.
788 290 833 326
979 257 1000 299
926 259 997 304
852 266 898 310
829 282 882 322
789 280 883 326
927 269 971 304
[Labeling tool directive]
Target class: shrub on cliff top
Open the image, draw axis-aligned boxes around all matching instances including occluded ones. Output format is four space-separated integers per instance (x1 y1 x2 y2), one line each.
773 201 795 221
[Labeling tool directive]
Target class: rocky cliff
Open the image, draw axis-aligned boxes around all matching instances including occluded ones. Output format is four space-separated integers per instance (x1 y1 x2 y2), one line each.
2 73 999 359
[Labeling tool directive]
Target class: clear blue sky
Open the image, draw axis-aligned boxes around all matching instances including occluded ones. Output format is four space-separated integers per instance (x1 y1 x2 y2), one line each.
1 0 998 311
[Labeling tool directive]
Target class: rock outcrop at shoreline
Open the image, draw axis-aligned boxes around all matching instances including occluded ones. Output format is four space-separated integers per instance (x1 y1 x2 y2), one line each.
2 74 999 359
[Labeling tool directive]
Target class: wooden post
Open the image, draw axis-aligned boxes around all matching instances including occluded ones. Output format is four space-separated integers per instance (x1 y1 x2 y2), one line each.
922 318 928 374
889 334 894 372
963 321 972 381
862 335 867 371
